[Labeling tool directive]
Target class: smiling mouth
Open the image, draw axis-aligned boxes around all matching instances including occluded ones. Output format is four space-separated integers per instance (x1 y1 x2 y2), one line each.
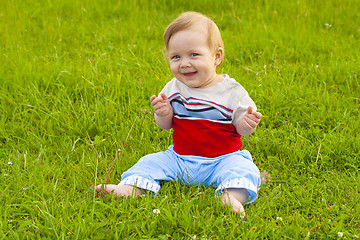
183 71 197 77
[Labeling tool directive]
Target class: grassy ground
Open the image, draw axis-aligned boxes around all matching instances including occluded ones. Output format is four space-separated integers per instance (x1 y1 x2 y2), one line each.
1 0 359 239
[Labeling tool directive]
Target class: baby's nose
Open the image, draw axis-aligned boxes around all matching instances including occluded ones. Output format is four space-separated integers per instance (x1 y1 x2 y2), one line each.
180 58 191 67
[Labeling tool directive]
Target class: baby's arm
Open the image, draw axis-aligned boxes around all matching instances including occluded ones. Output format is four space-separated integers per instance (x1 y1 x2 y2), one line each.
236 106 262 136
150 93 173 130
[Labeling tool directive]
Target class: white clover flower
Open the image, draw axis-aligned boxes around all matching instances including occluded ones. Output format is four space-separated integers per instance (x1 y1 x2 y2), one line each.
153 209 160 214
325 23 332 29
338 232 343 238
8 162 12 165
276 217 283 221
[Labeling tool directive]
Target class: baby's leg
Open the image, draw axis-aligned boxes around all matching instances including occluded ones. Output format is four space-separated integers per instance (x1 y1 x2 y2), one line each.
95 184 144 198
221 188 249 218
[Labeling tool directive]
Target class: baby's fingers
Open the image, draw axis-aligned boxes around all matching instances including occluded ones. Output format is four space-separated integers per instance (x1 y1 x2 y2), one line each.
244 115 259 128
150 95 157 102
150 96 163 107
253 111 262 119
160 93 168 101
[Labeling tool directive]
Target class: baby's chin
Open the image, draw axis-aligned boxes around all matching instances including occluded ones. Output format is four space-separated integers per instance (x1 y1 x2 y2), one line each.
179 80 203 88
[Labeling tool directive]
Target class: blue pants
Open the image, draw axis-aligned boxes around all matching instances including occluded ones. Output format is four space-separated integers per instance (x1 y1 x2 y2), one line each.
119 145 261 203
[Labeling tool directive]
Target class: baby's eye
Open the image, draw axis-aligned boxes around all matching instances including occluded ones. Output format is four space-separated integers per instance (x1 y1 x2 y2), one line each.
191 53 199 57
171 55 180 59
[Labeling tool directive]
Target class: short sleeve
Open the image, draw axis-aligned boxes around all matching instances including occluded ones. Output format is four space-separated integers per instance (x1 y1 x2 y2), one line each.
159 78 179 99
232 90 257 126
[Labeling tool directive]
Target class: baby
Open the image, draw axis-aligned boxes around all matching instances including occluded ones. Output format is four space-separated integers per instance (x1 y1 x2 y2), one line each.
96 11 262 217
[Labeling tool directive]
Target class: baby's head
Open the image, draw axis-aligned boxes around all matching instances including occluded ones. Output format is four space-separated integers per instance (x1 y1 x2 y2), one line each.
164 12 225 66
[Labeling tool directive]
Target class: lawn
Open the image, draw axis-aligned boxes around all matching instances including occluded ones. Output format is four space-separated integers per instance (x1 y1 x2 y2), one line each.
1 0 359 239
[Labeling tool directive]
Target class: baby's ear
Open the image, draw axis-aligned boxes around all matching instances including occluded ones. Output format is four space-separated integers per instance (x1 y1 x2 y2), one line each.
214 47 224 66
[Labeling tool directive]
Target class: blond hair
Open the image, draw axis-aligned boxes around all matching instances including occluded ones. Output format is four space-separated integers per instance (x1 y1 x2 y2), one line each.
164 12 225 65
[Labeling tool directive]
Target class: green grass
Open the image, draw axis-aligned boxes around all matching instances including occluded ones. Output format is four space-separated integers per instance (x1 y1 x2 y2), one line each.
1 0 359 238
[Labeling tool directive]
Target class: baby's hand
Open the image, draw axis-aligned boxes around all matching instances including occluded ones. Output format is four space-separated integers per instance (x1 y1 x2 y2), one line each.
236 106 262 136
150 93 172 117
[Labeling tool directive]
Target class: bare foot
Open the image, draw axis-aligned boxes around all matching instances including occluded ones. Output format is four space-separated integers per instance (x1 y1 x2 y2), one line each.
221 188 249 218
95 184 144 198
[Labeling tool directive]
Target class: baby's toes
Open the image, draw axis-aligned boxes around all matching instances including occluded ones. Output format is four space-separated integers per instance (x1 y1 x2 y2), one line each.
94 184 104 194
232 201 246 218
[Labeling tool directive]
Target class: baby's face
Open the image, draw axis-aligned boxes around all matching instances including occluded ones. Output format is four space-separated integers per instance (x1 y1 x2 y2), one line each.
167 25 223 88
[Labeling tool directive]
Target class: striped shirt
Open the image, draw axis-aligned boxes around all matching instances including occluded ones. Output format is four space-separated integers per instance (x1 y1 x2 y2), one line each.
160 74 257 158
